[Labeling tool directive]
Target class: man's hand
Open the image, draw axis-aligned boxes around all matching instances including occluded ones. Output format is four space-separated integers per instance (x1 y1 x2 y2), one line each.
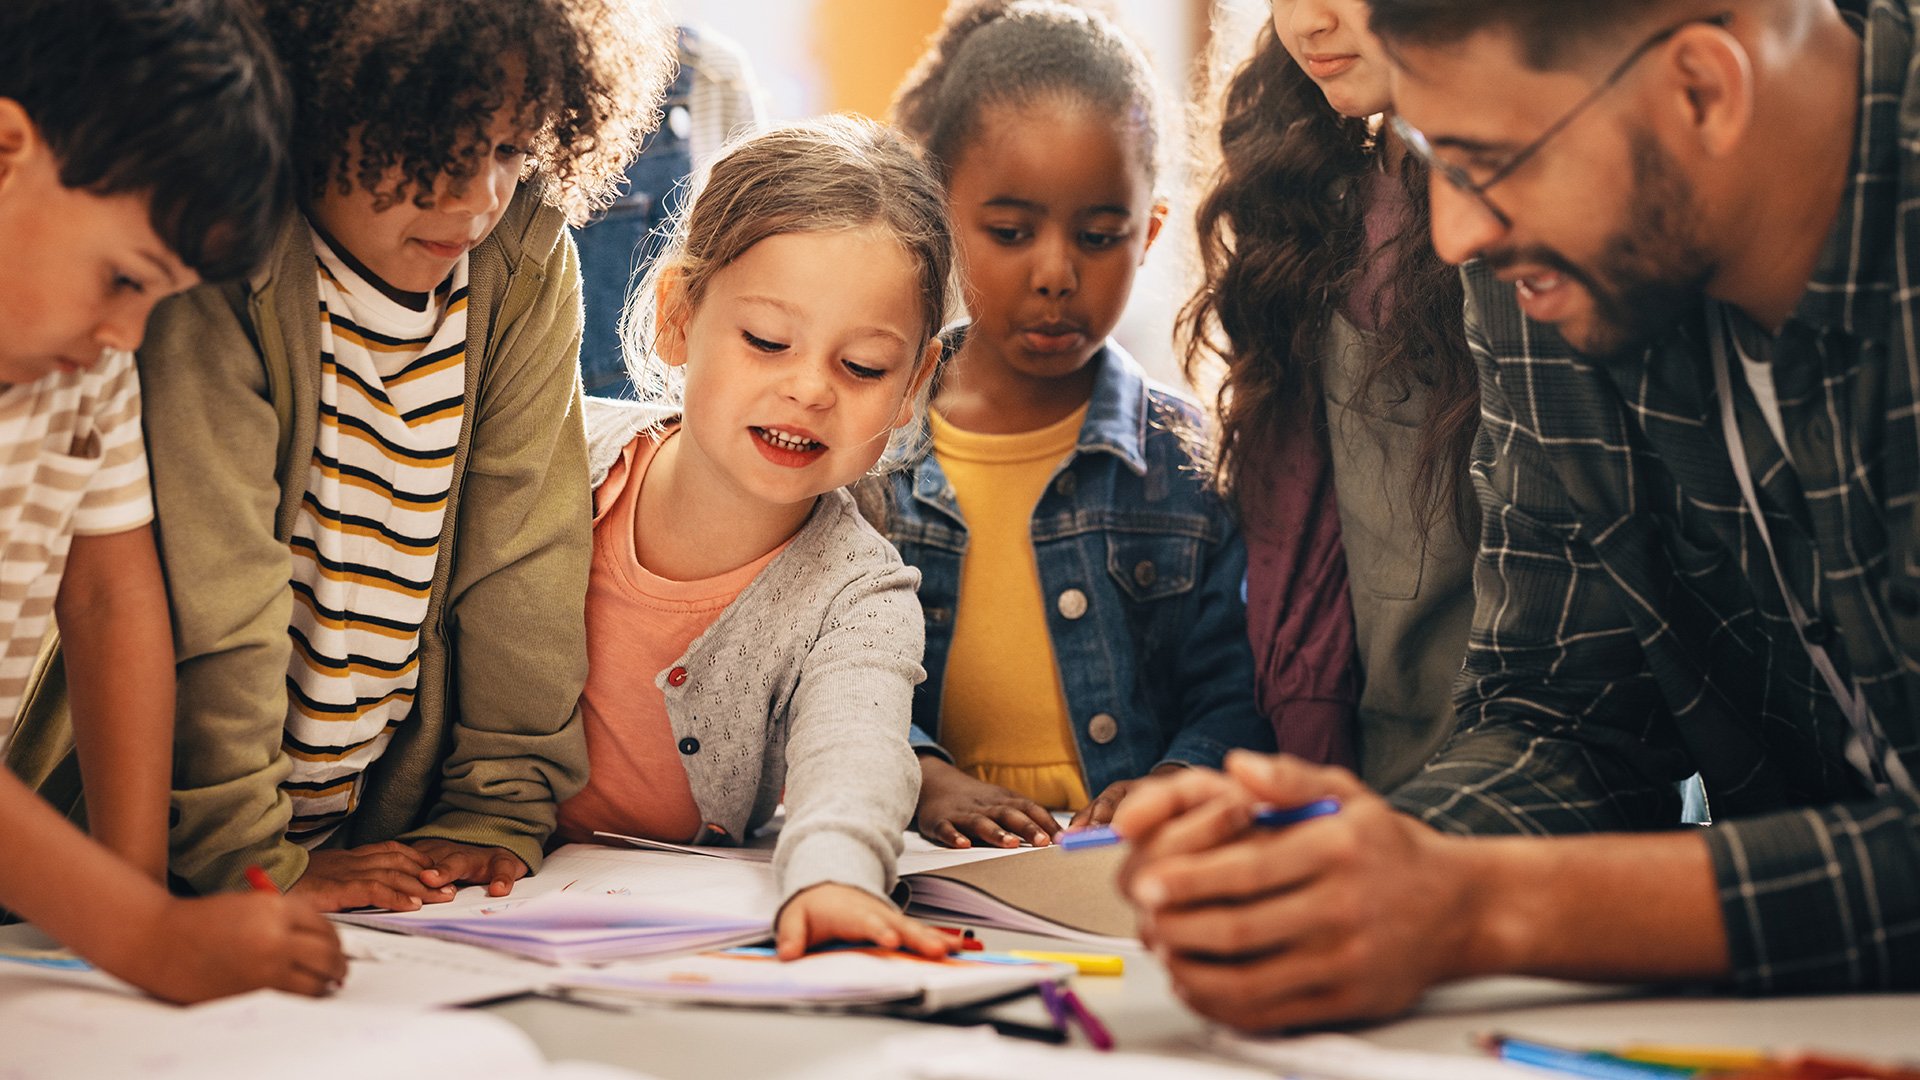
915 756 1062 849
410 839 529 897
1115 751 1483 1031
288 841 452 912
774 883 957 961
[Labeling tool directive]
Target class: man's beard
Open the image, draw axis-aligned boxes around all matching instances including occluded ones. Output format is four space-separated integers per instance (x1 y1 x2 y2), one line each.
1488 128 1716 361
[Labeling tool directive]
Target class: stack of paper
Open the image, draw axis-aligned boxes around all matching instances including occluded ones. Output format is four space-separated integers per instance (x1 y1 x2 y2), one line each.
598 830 1141 949
899 843 1137 948
335 844 776 964
557 947 1069 1014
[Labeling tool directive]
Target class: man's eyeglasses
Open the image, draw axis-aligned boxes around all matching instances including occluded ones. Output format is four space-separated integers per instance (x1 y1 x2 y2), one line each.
1389 12 1734 230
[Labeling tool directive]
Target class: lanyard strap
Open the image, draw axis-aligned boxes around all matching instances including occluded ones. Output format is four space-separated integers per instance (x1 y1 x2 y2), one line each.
1708 302 1914 796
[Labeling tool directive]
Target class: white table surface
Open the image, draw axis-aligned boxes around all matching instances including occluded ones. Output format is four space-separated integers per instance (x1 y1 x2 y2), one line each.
478 927 1920 1078
7 922 1917 1078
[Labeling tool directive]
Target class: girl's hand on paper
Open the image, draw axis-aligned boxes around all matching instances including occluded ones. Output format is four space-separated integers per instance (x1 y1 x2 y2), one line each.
290 841 452 911
1114 752 1479 1031
410 839 529 897
774 883 958 961
123 892 348 1003
1068 762 1190 830
916 756 1061 849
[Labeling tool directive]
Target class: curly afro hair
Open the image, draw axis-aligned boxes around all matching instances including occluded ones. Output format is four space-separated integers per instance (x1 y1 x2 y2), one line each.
261 0 673 225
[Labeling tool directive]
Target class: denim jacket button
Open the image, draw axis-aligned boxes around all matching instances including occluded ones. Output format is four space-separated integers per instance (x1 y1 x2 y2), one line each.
1057 588 1089 620
1133 560 1157 587
1087 713 1119 744
1054 472 1077 497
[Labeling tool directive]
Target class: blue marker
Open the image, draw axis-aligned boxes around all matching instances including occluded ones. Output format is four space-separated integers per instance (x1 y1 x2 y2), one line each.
1483 1035 1693 1080
1057 797 1341 852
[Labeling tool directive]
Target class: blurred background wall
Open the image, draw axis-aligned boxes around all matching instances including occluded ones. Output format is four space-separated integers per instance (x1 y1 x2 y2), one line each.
660 0 1272 387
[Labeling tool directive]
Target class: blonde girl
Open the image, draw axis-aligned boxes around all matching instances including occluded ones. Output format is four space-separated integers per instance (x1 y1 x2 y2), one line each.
558 116 957 958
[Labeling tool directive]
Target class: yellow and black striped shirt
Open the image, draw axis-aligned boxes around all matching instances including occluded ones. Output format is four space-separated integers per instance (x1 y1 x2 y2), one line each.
281 228 467 846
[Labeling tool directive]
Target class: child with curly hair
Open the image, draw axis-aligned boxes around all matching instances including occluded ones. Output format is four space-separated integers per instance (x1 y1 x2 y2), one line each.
0 0 347 1001
885 0 1274 849
561 115 957 958
116 0 669 910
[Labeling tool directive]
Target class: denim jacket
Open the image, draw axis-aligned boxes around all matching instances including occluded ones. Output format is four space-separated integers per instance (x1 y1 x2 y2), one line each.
884 338 1272 794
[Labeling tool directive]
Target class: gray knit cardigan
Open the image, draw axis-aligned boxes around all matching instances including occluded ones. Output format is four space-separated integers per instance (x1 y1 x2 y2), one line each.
583 398 925 904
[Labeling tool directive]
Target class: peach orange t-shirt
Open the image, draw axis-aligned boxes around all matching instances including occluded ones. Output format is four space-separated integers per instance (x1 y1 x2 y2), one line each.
555 427 787 845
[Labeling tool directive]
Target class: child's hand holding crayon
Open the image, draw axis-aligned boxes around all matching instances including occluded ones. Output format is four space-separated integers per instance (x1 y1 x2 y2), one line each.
774 883 957 961
109 890 347 1004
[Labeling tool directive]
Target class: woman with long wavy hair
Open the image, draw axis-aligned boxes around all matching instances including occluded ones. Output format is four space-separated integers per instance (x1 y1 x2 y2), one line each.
1182 0 1479 790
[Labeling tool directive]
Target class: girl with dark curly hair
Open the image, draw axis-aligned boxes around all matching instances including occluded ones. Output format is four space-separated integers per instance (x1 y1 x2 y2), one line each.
1182 0 1478 791
886 0 1273 851
125 0 674 909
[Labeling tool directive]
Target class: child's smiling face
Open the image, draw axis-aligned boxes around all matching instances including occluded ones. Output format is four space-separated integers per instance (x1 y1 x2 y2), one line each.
305 103 534 293
944 96 1162 386
0 102 199 384
658 225 936 513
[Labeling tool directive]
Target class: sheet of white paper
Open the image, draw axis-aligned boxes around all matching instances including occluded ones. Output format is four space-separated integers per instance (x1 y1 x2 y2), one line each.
595 831 776 862
596 829 1040 876
1 928 549 1013
332 924 553 1007
341 844 780 926
0 983 663 1080
896 833 1056 875
0 938 139 999
865 1029 1271 1080
1211 1030 1542 1080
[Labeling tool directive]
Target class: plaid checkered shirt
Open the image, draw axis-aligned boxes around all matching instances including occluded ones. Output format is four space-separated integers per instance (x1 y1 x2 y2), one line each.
1389 0 1920 993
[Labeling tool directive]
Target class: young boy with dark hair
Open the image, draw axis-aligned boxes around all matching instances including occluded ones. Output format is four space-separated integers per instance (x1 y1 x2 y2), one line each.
0 0 346 1002
123 0 672 909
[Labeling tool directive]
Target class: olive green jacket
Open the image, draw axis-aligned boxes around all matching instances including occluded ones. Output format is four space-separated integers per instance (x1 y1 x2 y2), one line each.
14 185 594 894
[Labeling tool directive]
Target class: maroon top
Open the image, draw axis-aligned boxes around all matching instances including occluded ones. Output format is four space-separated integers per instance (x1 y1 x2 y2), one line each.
1242 164 1418 770
1242 408 1359 769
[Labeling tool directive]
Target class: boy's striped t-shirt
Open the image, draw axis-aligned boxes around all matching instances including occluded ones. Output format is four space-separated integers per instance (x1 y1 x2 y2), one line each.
0 351 152 743
281 228 468 846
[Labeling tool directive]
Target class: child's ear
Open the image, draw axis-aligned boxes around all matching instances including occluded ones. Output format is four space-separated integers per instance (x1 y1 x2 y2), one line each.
0 100 37 193
893 339 943 430
1139 200 1169 263
654 268 693 369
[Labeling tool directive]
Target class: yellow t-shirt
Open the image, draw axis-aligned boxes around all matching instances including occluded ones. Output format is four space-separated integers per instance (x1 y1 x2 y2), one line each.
930 404 1090 810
